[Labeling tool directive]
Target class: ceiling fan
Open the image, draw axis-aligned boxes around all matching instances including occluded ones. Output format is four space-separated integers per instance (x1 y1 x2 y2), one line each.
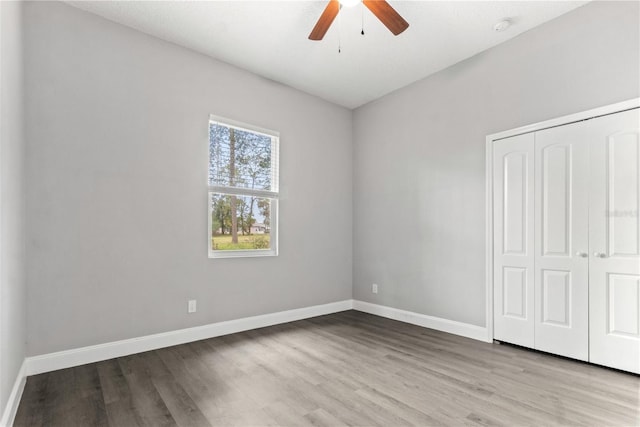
309 0 409 40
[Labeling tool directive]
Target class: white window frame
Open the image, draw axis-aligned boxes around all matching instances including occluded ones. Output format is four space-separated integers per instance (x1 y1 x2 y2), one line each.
208 115 279 259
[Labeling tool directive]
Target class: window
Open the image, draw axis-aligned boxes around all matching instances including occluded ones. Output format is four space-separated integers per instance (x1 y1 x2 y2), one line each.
208 116 279 258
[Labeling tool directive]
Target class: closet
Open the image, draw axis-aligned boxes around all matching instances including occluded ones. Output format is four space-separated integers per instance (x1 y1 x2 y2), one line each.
492 105 640 374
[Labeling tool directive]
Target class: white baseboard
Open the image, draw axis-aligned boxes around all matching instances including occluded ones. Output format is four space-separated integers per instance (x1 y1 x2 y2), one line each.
0 360 27 427
23 299 489 379
1 300 487 425
26 299 353 376
352 300 490 343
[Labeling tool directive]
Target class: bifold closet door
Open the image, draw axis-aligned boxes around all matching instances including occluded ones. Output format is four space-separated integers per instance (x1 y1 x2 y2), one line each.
493 133 535 347
534 123 589 361
589 108 640 374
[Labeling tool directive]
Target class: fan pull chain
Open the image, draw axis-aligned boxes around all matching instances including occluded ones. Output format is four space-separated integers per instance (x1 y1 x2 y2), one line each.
361 2 365 36
338 4 342 52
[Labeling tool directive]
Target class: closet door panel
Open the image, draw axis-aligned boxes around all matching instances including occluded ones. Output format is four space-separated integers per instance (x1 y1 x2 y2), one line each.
534 123 590 360
493 133 535 347
589 108 640 373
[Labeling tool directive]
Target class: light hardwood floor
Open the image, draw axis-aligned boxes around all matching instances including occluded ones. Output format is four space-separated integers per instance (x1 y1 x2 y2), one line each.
14 310 640 426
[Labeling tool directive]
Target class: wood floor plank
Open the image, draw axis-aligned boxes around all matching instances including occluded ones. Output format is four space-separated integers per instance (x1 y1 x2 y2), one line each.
303 408 348 427
156 343 255 422
141 351 213 427
117 354 178 427
40 368 78 426
15 365 109 427
13 310 640 426
97 359 144 427
13 373 48 427
68 364 109 427
354 385 445 427
262 400 316 427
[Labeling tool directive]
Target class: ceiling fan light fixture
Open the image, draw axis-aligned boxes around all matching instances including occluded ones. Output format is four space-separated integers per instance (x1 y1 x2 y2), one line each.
340 0 361 8
308 0 408 40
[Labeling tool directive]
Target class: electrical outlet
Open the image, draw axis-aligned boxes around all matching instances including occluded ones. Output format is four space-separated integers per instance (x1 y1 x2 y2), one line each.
188 299 197 313
372 284 378 294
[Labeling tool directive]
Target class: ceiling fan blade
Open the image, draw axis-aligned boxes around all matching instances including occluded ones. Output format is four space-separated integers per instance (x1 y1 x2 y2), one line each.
309 0 340 40
362 0 409 35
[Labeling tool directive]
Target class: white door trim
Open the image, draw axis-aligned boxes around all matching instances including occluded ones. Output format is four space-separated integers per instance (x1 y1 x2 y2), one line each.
485 98 640 342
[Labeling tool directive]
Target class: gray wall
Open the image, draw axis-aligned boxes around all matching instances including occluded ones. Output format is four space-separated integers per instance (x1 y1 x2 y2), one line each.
0 0 27 418
24 1 352 356
19 0 640 358
352 1 640 327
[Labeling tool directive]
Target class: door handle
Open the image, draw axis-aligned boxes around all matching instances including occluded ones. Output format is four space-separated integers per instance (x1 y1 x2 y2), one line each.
576 252 588 258
593 252 607 258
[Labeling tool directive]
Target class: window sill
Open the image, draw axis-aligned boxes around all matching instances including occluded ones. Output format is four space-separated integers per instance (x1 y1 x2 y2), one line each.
208 249 278 259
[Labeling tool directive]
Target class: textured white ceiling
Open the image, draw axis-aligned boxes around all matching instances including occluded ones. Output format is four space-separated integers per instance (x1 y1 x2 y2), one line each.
65 1 588 109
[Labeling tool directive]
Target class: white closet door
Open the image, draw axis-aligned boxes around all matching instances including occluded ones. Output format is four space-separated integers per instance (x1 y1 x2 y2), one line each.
493 133 535 347
589 108 640 374
534 123 590 360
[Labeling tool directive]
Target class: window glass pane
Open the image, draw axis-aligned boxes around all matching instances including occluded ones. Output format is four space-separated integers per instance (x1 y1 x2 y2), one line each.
210 192 274 251
209 122 275 191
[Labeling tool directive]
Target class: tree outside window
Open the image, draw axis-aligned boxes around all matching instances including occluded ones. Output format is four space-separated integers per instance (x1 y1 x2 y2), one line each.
208 117 279 258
